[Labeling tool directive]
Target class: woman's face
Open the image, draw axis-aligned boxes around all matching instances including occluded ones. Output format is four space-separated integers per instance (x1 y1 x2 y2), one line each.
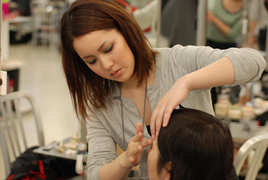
73 29 135 83
147 137 170 180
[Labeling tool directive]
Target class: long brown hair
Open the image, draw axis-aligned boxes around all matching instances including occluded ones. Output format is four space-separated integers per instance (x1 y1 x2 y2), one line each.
61 0 157 120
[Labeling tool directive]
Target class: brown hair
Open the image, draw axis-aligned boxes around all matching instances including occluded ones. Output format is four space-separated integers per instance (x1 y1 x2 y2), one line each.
158 108 234 180
61 0 158 120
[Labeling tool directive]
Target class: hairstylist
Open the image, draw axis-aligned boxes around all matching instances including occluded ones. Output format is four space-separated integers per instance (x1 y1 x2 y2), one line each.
60 0 266 179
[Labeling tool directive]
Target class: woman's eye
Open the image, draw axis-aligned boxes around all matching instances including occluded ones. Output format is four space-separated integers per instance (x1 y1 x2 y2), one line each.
87 59 97 65
105 44 113 53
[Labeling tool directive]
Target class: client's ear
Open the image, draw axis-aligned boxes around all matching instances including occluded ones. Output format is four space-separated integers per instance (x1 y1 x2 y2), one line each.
164 162 172 180
164 173 170 180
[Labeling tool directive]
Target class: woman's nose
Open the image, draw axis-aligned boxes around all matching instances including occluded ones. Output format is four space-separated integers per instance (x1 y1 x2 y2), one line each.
101 58 113 70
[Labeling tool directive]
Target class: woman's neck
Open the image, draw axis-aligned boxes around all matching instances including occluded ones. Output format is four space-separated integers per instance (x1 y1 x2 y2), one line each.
121 76 140 90
121 64 156 90
121 64 155 97
223 0 243 13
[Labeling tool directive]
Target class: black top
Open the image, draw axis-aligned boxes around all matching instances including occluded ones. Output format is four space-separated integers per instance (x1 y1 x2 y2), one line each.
146 125 151 136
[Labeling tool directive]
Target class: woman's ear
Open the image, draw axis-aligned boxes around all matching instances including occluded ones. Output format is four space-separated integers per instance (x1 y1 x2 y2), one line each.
164 162 172 180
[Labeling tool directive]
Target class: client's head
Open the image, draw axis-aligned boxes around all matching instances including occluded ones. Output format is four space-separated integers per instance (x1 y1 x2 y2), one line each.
147 107 234 180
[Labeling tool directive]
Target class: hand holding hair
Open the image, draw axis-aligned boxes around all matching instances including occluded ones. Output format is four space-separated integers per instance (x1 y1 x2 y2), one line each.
150 76 191 139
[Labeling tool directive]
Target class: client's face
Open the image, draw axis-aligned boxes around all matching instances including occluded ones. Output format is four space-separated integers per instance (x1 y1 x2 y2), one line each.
147 137 170 180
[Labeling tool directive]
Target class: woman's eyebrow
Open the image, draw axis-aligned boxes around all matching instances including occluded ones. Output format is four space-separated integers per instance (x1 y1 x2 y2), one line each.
82 54 93 59
98 40 108 51
82 40 108 59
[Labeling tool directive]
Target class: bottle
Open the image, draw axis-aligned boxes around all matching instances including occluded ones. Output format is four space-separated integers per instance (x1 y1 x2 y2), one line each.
2 0 9 16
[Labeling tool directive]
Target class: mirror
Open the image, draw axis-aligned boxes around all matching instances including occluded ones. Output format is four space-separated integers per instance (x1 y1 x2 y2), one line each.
206 0 244 49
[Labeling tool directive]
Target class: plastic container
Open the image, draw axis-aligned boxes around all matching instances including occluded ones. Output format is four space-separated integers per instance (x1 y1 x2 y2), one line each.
2 2 9 16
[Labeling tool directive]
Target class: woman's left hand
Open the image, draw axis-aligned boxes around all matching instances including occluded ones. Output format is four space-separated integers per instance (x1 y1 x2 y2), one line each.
150 76 191 139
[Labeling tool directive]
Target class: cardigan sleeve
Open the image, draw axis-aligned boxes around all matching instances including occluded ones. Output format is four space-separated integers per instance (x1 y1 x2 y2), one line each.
86 111 118 180
161 45 266 86
222 47 266 85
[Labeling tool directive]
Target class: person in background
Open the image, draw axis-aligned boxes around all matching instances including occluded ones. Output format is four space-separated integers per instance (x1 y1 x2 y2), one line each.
248 0 268 51
60 0 266 179
206 0 243 108
206 0 243 49
132 0 198 47
147 107 234 180
132 0 158 32
161 0 198 47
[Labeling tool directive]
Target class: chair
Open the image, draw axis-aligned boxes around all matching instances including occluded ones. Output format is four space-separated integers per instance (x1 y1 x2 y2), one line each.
0 91 45 177
234 132 268 180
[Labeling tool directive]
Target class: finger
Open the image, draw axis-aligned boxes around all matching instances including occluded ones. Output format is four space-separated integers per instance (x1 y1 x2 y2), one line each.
129 145 142 156
150 106 159 139
155 106 166 137
140 139 153 148
150 103 165 138
136 122 143 135
162 107 173 127
131 132 143 142
129 155 137 163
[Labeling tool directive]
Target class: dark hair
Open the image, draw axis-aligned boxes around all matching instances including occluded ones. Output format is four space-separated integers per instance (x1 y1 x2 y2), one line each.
157 108 234 180
60 0 158 120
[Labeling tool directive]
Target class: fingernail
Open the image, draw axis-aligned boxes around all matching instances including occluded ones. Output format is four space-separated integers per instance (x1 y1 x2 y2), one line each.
163 122 167 127
152 134 155 139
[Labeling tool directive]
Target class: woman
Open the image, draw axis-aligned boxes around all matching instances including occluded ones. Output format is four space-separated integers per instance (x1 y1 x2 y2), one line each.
206 0 244 107
60 0 266 179
147 107 234 180
206 0 243 49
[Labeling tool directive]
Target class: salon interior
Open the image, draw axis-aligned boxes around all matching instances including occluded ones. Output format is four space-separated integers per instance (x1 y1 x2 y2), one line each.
0 0 268 179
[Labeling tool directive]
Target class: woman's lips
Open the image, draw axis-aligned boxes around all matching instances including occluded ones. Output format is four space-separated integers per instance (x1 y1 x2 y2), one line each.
111 69 122 77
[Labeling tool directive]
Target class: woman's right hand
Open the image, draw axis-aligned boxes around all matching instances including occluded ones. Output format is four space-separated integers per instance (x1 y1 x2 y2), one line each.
123 122 152 168
207 11 216 23
99 122 152 180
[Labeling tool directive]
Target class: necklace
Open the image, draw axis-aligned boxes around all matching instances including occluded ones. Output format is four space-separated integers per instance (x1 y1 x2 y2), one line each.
120 77 148 179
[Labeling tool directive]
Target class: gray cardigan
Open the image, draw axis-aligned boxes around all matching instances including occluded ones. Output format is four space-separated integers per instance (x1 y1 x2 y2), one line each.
86 45 266 179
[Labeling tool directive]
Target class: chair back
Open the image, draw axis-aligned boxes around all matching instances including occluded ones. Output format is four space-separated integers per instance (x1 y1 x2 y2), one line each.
0 91 45 177
234 132 268 180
